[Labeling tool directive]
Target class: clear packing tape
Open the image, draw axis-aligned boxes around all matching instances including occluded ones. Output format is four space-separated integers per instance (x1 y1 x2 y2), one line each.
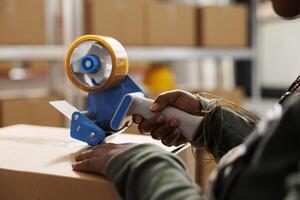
65 35 129 92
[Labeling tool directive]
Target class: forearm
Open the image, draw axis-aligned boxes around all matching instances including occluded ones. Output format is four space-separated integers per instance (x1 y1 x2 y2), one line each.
192 95 258 161
107 144 204 200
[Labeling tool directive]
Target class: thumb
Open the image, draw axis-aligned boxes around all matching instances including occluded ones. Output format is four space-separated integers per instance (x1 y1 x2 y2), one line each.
150 90 182 112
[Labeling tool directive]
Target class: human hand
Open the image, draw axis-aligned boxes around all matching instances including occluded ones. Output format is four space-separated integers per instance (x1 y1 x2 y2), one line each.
132 90 201 147
72 143 137 175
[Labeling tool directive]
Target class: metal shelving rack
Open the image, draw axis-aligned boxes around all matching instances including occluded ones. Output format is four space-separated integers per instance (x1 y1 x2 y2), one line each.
0 46 254 61
0 0 260 106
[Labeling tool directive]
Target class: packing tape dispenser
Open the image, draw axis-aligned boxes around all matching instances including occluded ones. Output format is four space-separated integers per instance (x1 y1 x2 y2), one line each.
50 35 203 145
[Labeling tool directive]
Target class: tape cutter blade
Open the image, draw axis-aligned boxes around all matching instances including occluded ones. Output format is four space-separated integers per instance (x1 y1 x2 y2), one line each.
49 100 79 120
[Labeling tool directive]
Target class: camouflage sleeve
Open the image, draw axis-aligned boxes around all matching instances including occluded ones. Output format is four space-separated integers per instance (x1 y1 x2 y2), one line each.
191 95 258 161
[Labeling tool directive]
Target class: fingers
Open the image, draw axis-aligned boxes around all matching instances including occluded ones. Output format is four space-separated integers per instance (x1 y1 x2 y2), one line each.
151 89 201 115
151 118 179 141
132 114 144 124
174 135 188 146
150 90 183 112
72 157 102 175
73 143 114 175
138 114 166 133
132 110 187 147
161 128 181 147
75 150 93 162
75 143 114 162
73 143 137 175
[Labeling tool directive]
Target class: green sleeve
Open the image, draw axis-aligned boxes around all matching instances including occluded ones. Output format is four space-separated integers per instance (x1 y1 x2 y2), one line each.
191 95 258 161
107 144 204 200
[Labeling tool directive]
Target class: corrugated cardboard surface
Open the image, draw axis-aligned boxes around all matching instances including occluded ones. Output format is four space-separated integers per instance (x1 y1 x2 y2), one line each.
85 0 144 45
0 125 194 199
146 1 197 46
197 5 248 47
0 0 45 44
0 96 64 127
0 125 120 200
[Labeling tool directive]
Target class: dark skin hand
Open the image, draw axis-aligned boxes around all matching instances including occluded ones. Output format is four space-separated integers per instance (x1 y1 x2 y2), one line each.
132 90 201 147
73 143 137 175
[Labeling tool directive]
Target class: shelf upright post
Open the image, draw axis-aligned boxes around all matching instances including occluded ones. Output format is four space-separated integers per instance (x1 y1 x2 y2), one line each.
250 0 261 105
62 0 85 109
45 0 63 94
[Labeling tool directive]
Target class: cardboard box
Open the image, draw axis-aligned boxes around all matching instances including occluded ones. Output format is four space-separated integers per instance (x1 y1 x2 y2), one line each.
0 125 194 200
85 0 144 45
145 1 197 46
197 5 248 47
0 0 45 44
0 96 64 127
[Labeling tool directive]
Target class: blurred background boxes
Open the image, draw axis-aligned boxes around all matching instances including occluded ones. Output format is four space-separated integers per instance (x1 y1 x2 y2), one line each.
145 1 197 46
85 0 145 45
0 95 64 127
85 0 248 47
0 0 248 47
197 5 248 47
0 0 45 44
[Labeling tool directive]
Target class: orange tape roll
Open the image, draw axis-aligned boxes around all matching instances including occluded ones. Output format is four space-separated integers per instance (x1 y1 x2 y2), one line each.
65 35 129 93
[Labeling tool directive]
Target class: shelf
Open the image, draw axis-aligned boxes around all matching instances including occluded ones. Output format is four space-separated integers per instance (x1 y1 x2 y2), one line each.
126 47 254 61
0 45 66 61
0 45 254 62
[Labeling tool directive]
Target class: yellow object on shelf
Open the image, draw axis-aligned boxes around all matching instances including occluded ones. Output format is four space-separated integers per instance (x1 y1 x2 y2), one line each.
144 64 176 93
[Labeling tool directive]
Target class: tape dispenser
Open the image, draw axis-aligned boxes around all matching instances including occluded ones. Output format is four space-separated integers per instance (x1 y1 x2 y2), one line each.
50 35 203 146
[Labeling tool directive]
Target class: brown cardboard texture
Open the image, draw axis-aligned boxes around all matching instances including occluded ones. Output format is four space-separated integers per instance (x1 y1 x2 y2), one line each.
0 125 192 200
146 1 197 46
197 5 248 47
0 0 45 44
85 0 144 45
0 96 64 127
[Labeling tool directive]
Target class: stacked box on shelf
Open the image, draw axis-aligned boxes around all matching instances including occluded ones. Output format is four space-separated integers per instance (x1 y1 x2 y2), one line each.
0 0 45 44
85 0 145 45
197 5 248 47
145 1 248 47
0 95 64 128
85 0 248 47
145 0 197 46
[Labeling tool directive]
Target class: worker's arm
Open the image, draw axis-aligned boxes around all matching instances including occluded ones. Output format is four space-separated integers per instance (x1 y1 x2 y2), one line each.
133 90 258 161
106 144 204 200
73 143 204 200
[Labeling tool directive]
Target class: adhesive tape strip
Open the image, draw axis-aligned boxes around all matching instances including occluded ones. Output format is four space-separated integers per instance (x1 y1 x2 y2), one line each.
65 35 129 92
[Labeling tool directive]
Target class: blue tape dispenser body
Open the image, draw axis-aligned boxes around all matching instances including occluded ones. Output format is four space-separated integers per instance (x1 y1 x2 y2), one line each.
71 76 144 145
